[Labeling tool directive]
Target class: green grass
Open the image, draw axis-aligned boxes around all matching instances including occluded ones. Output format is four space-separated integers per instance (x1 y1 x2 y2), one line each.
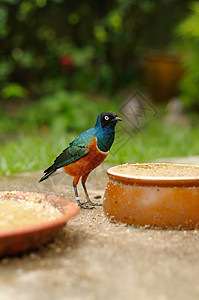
0 133 75 175
1 117 199 176
110 118 199 164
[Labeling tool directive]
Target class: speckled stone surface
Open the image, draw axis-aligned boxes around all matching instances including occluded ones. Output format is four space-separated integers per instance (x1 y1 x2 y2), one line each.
1 160 199 300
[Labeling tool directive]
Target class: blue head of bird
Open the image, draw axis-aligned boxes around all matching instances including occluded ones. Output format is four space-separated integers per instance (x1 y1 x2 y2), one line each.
95 111 122 152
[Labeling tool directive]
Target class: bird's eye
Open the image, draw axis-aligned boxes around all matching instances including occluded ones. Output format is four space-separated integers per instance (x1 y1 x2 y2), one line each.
104 116 109 121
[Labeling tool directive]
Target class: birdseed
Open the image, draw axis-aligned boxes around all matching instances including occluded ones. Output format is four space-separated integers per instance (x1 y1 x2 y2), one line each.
0 198 62 230
110 163 199 178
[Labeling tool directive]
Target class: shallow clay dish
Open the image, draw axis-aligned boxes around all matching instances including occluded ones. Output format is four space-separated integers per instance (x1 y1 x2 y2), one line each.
0 191 79 257
103 163 199 229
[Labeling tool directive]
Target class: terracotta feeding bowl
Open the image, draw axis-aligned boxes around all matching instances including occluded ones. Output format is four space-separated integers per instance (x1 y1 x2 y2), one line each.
103 163 199 229
0 191 79 257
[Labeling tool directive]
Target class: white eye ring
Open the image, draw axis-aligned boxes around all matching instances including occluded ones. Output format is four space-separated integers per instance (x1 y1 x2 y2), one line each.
104 116 109 121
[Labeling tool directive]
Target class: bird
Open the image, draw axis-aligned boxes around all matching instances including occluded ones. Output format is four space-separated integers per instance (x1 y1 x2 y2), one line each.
39 111 122 209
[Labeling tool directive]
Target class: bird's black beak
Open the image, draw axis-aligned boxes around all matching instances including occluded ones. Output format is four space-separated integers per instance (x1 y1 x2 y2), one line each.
114 116 122 122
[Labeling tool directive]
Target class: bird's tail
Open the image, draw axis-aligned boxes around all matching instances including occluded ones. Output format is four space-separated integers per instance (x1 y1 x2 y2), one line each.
39 169 55 182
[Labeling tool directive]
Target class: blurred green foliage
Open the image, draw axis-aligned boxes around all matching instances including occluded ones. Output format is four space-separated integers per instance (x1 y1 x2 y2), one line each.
0 0 196 144
0 0 190 97
0 90 119 134
2 115 199 175
176 2 199 109
20 90 119 133
0 133 75 175
1 83 28 99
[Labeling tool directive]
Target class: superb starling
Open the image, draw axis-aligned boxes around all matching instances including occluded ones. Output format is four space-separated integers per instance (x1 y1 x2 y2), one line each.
39 111 122 209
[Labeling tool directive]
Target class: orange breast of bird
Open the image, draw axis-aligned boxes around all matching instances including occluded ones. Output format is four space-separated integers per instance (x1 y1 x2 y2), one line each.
64 137 108 179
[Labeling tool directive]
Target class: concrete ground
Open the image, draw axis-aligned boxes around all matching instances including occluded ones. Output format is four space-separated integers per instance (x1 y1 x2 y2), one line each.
1 158 199 300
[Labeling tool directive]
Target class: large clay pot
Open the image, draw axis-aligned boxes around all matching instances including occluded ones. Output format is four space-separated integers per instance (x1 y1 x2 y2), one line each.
104 163 199 229
142 52 184 102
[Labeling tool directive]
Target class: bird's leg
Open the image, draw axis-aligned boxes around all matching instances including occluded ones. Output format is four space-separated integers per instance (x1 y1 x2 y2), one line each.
81 181 102 207
72 183 94 209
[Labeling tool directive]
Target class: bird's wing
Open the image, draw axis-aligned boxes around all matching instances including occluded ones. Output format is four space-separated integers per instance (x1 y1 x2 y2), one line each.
44 129 96 174
44 144 89 174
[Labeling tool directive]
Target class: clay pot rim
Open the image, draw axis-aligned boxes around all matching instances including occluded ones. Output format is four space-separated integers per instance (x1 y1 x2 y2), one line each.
107 163 199 187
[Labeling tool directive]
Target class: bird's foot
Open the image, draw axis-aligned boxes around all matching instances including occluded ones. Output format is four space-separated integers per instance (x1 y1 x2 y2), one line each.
77 200 95 209
81 200 103 207
74 183 102 208
81 182 103 207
